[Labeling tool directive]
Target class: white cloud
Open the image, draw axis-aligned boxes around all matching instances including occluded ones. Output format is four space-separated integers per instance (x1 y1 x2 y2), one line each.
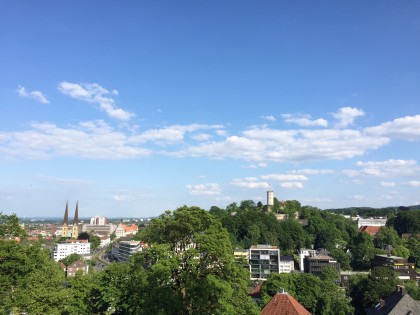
380 181 396 187
113 194 135 201
282 114 328 127
190 133 212 141
261 115 276 122
288 169 335 175
58 82 134 121
261 174 308 181
17 86 49 104
344 159 420 178
246 163 268 169
365 115 420 141
332 107 365 128
131 124 223 144
0 120 151 160
405 180 420 187
231 178 271 189
186 183 221 195
280 182 304 189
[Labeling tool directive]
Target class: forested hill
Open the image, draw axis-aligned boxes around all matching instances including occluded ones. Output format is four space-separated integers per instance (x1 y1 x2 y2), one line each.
325 205 420 217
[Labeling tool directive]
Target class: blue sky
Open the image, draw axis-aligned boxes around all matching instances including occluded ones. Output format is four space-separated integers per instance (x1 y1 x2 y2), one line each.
1 1 420 218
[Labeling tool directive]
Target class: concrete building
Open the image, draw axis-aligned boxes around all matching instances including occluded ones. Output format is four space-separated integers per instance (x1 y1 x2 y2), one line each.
249 245 280 281
373 254 417 280
118 241 145 262
89 216 109 225
357 217 387 228
299 248 317 272
52 239 91 261
279 256 294 273
304 254 340 276
115 223 138 238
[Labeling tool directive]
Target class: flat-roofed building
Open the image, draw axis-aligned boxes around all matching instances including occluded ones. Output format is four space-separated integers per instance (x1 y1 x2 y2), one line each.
304 254 340 276
279 256 294 273
249 244 280 281
52 239 91 261
373 254 416 280
118 241 146 262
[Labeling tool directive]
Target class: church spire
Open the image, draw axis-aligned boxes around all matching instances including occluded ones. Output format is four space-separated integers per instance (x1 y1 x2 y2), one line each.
71 201 79 239
63 200 69 225
73 200 79 225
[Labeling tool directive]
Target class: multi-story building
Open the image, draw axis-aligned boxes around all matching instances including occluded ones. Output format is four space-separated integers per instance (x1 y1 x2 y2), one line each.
279 256 294 273
249 245 280 281
61 260 89 277
299 248 317 272
89 216 109 225
373 254 417 280
118 241 146 262
52 239 91 261
304 254 340 276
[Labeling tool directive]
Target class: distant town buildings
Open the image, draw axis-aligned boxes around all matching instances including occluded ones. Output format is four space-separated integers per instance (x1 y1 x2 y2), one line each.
115 223 138 238
357 217 387 228
89 216 109 225
111 240 147 262
61 260 89 277
52 239 91 261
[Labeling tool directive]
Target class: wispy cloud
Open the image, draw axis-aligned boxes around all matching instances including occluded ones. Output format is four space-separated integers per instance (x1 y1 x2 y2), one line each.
261 174 308 181
343 159 419 178
282 113 328 127
261 115 276 122
332 107 364 128
186 183 221 195
280 182 304 189
246 162 268 169
17 86 49 104
380 181 396 187
231 177 271 189
405 180 420 187
288 169 335 175
58 82 134 121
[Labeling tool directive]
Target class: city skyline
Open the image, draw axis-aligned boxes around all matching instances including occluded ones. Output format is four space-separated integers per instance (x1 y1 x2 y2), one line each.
1 1 420 217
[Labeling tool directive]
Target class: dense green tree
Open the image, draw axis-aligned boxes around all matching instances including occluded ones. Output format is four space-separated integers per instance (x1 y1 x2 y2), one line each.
78 232 101 250
350 232 375 270
208 206 228 220
283 200 301 217
330 248 352 270
132 206 259 314
277 219 308 252
60 253 82 267
376 226 402 249
404 236 420 267
0 212 24 238
392 211 420 235
348 267 400 314
0 240 71 314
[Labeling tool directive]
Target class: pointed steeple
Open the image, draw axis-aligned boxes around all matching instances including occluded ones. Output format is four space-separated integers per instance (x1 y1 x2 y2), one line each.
63 200 69 225
61 201 69 237
71 201 79 239
73 201 79 225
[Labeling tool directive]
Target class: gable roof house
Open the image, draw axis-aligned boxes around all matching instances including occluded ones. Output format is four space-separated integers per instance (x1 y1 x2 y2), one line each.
260 291 311 315
365 288 420 315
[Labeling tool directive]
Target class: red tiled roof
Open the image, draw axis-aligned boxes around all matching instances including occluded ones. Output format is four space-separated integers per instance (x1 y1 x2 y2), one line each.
260 292 311 315
358 226 381 236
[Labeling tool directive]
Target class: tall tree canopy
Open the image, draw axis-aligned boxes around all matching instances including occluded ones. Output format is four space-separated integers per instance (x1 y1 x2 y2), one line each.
126 206 259 315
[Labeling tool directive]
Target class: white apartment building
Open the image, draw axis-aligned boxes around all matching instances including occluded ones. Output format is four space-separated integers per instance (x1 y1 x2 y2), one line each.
279 256 294 273
249 245 280 281
52 240 91 261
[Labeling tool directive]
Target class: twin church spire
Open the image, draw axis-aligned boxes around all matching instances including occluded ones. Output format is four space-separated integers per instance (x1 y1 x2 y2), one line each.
61 200 79 238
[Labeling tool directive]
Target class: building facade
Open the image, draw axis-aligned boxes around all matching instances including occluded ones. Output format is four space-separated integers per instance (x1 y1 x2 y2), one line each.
373 254 417 280
249 245 280 281
52 239 91 261
118 241 145 262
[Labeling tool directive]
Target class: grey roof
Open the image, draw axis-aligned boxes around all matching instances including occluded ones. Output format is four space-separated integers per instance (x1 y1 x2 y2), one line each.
365 292 420 315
